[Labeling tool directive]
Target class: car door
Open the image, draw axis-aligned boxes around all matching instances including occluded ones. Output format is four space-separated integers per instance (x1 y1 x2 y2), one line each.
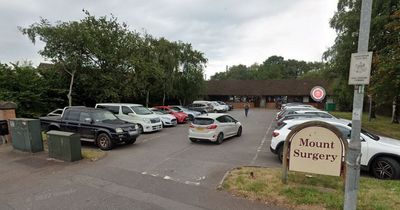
78 111 95 140
120 106 134 122
215 116 228 137
62 110 80 133
224 115 237 136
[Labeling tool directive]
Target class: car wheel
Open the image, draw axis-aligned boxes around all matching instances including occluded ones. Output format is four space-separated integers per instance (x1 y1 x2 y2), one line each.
97 133 114 150
278 145 284 163
125 138 136 145
137 124 143 134
371 157 400 179
236 126 242 137
216 133 224 145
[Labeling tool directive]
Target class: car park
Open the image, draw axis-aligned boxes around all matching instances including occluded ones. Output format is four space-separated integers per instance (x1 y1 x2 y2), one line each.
40 106 139 150
189 113 242 144
95 103 162 133
153 106 189 123
169 105 201 121
270 118 400 179
150 108 177 127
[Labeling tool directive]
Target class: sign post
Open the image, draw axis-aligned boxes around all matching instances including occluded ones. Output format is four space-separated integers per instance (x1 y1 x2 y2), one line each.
344 0 373 210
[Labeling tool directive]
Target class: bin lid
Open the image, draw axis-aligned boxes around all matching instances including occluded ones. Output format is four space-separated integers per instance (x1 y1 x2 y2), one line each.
47 130 77 137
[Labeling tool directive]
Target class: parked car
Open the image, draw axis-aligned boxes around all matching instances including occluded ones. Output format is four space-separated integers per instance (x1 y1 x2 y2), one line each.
40 107 139 150
275 113 323 128
192 100 214 113
149 108 177 127
169 105 201 121
153 106 189 123
95 103 162 133
186 103 209 114
189 113 242 144
46 108 64 117
276 106 317 120
270 118 400 179
217 101 233 110
210 101 228 112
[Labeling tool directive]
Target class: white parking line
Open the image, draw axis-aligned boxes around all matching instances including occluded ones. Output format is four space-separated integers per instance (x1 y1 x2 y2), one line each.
250 122 273 165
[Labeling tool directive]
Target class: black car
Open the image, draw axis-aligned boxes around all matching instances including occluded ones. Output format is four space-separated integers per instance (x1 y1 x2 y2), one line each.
40 107 139 150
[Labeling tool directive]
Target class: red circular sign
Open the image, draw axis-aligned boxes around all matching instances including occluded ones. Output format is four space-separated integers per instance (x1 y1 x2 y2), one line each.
310 86 326 102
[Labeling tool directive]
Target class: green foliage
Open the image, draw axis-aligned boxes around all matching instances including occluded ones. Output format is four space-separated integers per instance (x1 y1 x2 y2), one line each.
0 63 67 117
210 56 324 80
13 10 207 116
324 0 400 115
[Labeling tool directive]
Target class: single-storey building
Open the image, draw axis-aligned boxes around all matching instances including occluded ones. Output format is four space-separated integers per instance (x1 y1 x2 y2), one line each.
205 79 334 109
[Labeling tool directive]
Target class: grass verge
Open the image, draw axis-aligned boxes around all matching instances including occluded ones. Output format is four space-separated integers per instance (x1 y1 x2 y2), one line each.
330 111 400 139
222 167 400 210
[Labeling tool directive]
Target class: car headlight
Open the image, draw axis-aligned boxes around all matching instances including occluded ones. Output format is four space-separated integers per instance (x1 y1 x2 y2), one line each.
144 118 151 123
115 128 123 133
134 125 139 130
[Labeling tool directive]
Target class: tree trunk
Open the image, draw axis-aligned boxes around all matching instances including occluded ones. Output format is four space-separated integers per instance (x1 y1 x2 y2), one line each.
162 90 166 106
146 90 149 108
67 71 75 107
179 99 182 106
371 98 376 118
368 95 376 121
392 96 399 124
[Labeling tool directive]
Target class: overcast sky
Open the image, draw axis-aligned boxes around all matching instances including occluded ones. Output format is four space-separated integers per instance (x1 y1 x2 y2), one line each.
0 0 338 78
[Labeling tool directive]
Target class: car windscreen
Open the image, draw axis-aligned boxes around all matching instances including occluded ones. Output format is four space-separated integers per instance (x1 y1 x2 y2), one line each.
361 129 380 140
131 106 152 115
92 110 118 122
193 118 214 125
170 107 181 112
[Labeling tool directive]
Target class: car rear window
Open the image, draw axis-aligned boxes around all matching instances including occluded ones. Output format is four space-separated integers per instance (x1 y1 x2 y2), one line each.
193 118 214 125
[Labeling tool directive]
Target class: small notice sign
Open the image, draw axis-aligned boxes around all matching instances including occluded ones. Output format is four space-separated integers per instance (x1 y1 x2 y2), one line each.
349 52 372 85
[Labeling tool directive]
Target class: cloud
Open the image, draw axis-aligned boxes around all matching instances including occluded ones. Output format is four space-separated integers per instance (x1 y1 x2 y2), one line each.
0 0 337 78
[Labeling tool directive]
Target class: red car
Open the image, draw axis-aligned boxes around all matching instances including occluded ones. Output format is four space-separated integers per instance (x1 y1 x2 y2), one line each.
153 106 189 123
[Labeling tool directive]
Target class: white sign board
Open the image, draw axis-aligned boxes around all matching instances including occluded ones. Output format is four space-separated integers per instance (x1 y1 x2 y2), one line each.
289 126 344 176
349 52 372 85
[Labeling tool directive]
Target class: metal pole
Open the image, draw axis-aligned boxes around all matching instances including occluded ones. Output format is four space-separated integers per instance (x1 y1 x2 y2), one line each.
344 0 373 210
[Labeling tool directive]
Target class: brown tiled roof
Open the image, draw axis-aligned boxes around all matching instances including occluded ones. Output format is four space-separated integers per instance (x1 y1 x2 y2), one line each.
206 79 333 96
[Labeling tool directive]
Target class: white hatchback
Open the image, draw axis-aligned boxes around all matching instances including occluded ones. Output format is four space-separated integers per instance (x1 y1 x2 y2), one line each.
189 113 242 144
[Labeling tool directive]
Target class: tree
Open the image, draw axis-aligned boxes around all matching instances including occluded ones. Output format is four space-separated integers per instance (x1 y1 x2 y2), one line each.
20 10 134 106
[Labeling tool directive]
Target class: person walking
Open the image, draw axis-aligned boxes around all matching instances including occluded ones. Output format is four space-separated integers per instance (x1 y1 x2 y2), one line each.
244 102 250 117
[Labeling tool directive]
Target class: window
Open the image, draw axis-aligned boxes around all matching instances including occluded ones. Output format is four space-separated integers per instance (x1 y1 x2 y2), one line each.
193 118 214 125
79 112 91 122
122 106 133 115
225 116 236 122
317 113 332 118
131 106 152 115
216 116 226 123
97 105 119 114
64 110 80 121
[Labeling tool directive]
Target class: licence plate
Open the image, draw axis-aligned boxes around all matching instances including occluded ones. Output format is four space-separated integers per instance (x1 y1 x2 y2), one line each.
129 131 137 135
196 127 205 131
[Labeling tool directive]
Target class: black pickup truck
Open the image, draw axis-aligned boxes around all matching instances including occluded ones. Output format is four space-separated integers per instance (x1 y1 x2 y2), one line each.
40 107 139 150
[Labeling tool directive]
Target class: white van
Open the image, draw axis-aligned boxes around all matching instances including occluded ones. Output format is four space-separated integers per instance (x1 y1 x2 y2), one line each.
95 103 162 133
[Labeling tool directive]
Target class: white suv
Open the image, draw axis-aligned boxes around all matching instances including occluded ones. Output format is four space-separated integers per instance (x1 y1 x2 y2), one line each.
95 103 162 133
270 118 400 179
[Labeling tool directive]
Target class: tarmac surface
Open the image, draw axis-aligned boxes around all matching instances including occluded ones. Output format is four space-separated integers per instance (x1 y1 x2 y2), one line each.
0 109 286 210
